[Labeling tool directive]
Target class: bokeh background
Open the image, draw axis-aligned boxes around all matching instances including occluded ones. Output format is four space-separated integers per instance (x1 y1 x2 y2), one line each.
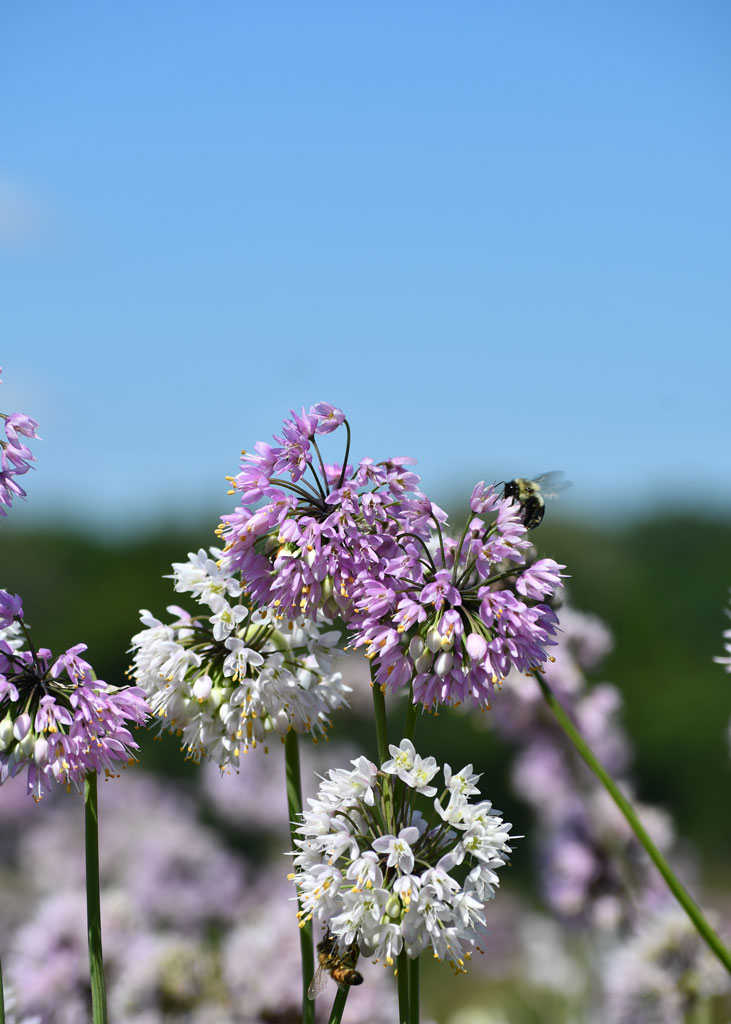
1 2 730 1022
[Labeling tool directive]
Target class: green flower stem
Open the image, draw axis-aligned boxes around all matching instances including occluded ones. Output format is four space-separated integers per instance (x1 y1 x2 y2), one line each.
284 729 316 1024
534 670 731 975
397 950 410 1023
84 771 108 1024
403 684 419 745
408 955 420 1024
371 673 395 833
326 985 350 1024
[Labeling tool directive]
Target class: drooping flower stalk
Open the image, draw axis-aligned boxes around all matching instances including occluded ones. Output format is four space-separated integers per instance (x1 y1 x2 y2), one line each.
284 730 316 1024
534 669 731 974
85 771 108 1024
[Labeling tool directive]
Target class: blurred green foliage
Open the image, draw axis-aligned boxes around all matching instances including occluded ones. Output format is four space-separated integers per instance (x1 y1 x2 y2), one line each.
0 511 729 877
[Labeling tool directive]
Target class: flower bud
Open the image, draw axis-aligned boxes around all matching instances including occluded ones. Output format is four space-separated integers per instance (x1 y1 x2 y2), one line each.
465 633 487 661
385 895 402 920
264 534 279 555
192 674 213 701
13 712 31 742
414 651 433 675
408 635 425 660
273 709 290 735
434 651 454 678
18 730 35 756
321 576 334 601
0 715 14 750
426 628 442 653
33 737 49 765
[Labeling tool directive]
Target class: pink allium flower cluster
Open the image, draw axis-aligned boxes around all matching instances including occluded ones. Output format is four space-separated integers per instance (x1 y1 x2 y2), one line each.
218 403 431 621
352 482 566 708
219 404 566 710
0 367 40 517
0 590 149 799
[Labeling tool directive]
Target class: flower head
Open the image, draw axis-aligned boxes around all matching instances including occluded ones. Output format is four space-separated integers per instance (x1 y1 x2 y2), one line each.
290 744 514 971
0 590 149 800
217 403 430 622
0 369 41 517
352 482 566 709
129 548 350 768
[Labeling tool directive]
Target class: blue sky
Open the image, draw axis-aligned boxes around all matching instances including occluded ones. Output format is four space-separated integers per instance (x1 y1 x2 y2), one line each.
2 1 730 533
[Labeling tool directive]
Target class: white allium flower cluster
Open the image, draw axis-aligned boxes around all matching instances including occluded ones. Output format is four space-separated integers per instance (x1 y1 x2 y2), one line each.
290 739 514 973
129 548 349 767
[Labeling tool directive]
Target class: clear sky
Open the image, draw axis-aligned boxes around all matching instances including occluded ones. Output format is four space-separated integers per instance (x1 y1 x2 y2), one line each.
2 1 729 534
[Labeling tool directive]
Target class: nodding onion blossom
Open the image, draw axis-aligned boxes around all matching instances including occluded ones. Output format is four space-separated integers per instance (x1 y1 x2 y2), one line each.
0 367 41 517
290 740 515 972
217 402 433 622
0 590 149 800
129 548 350 767
350 482 566 709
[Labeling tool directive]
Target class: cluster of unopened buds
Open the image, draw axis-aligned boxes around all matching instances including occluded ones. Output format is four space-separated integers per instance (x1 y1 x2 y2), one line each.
291 739 514 972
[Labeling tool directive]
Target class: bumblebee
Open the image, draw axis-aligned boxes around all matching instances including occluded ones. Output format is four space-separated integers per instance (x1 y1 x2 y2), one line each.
503 472 570 529
308 929 364 998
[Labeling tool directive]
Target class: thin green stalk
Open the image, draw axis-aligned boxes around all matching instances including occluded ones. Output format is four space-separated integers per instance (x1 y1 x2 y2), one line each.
397 950 410 1023
326 985 350 1024
534 670 731 974
85 771 108 1024
408 955 420 1024
371 673 394 832
0 956 5 1024
284 730 316 1024
394 686 420 816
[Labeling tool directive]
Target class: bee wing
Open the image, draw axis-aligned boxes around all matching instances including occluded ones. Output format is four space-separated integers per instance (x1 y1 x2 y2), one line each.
531 471 572 499
307 963 330 1000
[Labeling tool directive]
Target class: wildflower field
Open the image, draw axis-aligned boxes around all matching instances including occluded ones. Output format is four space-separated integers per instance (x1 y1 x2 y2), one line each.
0 384 729 1024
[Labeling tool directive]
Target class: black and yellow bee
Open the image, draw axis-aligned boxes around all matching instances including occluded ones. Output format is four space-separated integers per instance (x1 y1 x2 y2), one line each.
307 929 363 998
503 472 571 529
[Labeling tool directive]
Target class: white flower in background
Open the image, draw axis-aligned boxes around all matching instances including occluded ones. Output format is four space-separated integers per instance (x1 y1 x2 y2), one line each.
602 906 730 1024
290 744 514 972
129 549 349 768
